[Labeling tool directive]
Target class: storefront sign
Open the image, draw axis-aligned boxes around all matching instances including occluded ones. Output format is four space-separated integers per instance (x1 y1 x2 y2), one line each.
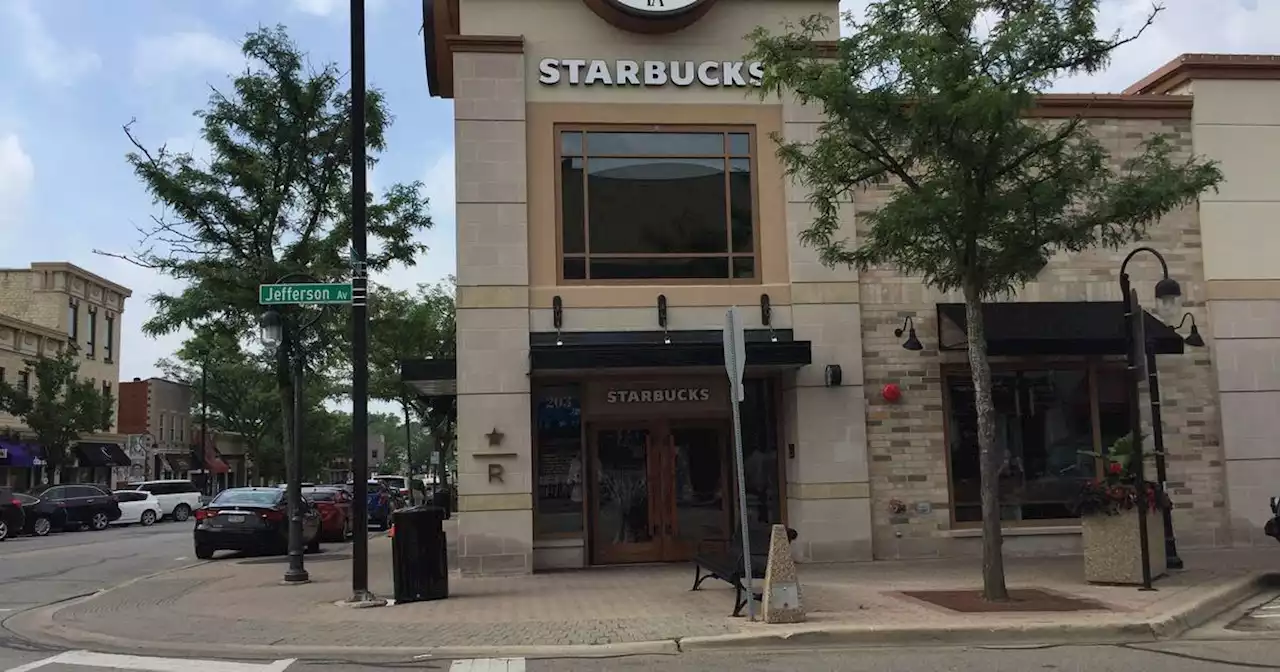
606 387 712 404
538 59 764 88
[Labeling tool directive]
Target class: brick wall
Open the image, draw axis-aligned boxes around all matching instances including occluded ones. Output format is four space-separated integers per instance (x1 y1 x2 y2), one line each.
855 118 1227 558
116 380 150 435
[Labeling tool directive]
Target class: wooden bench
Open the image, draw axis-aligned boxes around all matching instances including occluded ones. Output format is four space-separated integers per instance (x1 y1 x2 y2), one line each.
691 526 797 617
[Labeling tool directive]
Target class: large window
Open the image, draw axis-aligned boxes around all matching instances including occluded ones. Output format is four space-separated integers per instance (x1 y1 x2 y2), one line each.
558 128 756 282
535 385 584 538
946 365 1131 525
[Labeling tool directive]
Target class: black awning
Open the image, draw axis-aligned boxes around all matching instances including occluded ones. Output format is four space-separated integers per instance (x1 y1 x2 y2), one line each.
400 358 457 397
936 302 1185 356
73 442 132 468
529 330 812 371
164 454 194 473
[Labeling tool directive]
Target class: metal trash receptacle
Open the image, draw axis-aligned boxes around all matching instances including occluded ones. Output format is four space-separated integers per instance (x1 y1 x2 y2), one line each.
391 506 449 603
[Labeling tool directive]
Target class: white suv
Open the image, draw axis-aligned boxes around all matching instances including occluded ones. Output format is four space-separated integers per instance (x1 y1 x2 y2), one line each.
130 480 202 522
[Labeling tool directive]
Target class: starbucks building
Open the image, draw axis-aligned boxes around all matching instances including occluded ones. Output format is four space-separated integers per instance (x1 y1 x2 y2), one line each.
414 0 1280 575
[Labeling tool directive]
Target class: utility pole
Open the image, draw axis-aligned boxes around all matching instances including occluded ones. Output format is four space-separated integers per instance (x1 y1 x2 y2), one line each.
347 0 379 606
200 358 209 496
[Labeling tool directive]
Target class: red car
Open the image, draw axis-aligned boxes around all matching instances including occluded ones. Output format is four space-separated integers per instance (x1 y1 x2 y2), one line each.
302 486 352 542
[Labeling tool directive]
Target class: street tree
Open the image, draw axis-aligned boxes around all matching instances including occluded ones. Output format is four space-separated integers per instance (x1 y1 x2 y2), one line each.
369 279 456 487
746 0 1223 600
103 26 433 462
0 345 116 483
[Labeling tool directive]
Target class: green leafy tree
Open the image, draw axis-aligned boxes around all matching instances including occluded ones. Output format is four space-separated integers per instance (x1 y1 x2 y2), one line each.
0 345 116 483
103 26 433 476
746 0 1223 600
370 279 456 491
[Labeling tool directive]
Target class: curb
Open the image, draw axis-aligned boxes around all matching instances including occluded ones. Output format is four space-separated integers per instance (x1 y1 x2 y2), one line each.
5 571 1276 661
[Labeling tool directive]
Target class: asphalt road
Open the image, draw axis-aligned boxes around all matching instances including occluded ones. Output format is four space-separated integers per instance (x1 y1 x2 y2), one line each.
0 528 1277 672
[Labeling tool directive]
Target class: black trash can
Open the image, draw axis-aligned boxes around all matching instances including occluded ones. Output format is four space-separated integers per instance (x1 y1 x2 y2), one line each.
391 506 449 603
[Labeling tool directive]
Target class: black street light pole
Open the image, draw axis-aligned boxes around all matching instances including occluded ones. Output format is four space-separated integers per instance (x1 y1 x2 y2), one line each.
1144 341 1184 571
348 0 377 605
200 358 209 497
1119 246 1182 592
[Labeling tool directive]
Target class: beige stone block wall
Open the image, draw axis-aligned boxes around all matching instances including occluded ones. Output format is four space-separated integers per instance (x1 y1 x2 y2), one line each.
452 49 534 576
856 118 1226 559
779 95 872 562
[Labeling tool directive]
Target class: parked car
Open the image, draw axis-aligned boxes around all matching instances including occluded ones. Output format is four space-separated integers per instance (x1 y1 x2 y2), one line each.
13 492 67 536
301 486 352 542
128 480 202 522
1266 497 1280 542
0 488 24 541
193 487 321 560
29 484 121 531
112 491 163 527
365 480 394 531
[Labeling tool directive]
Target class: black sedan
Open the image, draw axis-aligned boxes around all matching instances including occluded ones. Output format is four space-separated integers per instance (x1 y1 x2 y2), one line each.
13 493 67 536
29 483 121 531
0 489 23 541
193 487 322 560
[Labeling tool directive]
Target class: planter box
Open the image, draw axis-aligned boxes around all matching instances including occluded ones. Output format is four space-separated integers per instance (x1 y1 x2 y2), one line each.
1083 509 1167 585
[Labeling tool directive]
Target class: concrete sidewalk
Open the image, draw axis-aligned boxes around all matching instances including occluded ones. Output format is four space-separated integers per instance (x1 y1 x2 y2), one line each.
8 537 1278 659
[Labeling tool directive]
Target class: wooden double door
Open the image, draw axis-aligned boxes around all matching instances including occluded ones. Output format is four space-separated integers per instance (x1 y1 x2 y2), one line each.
589 420 732 565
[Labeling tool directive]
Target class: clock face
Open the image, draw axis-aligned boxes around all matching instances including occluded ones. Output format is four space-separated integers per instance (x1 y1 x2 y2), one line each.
608 0 704 15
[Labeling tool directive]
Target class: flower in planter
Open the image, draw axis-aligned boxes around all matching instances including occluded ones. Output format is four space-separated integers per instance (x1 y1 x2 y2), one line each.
1070 433 1171 517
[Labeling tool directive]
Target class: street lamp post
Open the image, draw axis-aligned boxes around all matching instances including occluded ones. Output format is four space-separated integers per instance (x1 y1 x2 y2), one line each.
260 293 322 585
1119 246 1183 591
200 357 210 497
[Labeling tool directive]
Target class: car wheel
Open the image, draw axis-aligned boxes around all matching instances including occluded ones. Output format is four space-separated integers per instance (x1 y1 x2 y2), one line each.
0 520 8 541
172 504 192 522
378 515 389 531
140 510 157 527
90 512 110 531
32 516 51 537
195 544 214 560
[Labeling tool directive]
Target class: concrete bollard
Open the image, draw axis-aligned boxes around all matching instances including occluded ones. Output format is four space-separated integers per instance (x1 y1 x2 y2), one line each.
762 523 805 624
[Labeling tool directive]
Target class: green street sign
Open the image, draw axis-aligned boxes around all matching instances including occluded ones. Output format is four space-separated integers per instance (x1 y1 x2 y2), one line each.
259 282 353 305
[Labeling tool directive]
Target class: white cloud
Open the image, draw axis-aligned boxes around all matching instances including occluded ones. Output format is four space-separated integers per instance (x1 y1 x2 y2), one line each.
133 31 244 81
836 0 1280 92
292 0 345 16
0 133 35 251
374 150 456 291
3 0 101 85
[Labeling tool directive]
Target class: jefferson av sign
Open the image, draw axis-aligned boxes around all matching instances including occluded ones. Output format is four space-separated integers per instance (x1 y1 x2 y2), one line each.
539 59 764 88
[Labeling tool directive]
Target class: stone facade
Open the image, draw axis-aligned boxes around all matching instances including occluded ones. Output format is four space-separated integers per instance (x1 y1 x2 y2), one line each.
858 118 1227 558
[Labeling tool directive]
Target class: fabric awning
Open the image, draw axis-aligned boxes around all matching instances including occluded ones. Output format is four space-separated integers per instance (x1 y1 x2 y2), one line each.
73 442 132 468
204 445 230 474
528 330 812 372
164 454 194 473
935 302 1186 357
0 441 45 467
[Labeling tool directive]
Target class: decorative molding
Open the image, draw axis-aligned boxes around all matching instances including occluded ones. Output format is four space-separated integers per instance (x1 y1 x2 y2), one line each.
1125 53 1280 95
1028 94 1194 119
445 34 525 54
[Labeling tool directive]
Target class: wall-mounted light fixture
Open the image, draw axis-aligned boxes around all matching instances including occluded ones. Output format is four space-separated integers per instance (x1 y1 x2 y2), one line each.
824 364 843 387
658 294 670 344
895 316 924 351
552 295 564 346
761 293 777 342
1173 312 1205 347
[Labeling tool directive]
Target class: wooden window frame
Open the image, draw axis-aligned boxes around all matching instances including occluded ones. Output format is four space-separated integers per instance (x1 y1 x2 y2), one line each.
104 314 115 363
940 359 1128 529
554 124 762 286
87 306 97 359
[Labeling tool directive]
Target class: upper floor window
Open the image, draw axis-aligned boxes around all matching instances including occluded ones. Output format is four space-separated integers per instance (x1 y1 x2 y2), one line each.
68 299 79 342
18 370 30 394
87 306 98 358
558 128 757 282
104 314 115 362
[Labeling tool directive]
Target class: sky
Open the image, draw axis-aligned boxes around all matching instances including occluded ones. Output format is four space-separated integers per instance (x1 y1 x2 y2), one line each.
0 0 1277 385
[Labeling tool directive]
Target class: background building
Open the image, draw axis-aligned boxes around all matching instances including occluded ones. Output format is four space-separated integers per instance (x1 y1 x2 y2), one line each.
116 377 243 489
0 262 132 487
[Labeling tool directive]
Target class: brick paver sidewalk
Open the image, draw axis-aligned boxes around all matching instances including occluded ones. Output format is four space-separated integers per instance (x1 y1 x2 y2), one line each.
35 537 1280 651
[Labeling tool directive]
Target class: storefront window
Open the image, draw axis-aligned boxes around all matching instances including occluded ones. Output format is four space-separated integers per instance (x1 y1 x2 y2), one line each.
558 128 756 282
946 366 1130 524
535 385 584 537
740 378 782 526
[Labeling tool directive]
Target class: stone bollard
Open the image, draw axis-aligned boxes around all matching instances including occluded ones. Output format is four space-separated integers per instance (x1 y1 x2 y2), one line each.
762 523 805 624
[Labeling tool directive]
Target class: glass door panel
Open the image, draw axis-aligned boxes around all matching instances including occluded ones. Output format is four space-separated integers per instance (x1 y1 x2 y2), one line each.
666 425 729 560
592 426 662 564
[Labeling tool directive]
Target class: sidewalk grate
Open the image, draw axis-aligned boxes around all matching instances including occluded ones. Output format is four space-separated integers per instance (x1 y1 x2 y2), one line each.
899 588 1111 613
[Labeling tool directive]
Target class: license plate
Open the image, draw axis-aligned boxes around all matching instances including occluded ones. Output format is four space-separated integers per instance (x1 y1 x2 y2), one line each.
227 515 245 523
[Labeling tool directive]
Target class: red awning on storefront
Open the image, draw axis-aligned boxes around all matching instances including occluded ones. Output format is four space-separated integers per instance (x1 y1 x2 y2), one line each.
204 445 230 474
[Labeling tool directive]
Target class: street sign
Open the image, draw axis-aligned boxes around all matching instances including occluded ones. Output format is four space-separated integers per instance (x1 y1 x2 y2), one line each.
259 283 353 305
723 306 747 402
722 306 755 621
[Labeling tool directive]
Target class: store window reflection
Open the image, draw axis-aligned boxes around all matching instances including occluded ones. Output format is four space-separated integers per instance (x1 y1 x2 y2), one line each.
740 378 782 526
535 385 584 537
947 366 1129 524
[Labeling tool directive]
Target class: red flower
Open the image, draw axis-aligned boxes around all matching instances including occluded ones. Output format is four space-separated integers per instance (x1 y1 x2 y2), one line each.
1108 462 1123 475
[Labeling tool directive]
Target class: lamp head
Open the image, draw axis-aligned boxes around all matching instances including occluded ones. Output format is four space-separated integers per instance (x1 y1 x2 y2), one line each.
259 309 283 350
902 327 924 351
1153 276 1183 323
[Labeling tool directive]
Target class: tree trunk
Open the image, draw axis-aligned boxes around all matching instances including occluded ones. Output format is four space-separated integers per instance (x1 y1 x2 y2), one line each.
963 284 1009 601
